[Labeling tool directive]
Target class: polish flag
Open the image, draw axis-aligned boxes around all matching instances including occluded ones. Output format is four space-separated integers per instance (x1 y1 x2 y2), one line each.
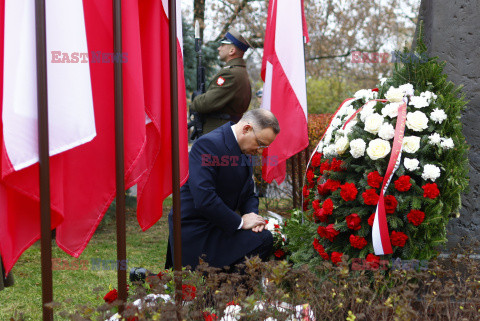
0 0 146 273
261 0 309 184
135 0 189 230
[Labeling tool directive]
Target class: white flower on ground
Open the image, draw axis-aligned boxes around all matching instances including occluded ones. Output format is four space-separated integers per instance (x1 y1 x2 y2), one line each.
265 218 280 231
381 102 400 119
364 113 384 134
428 133 442 145
335 137 350 155
222 305 242 321
404 157 420 171
430 108 447 124
441 137 454 150
360 101 378 122
406 111 429 132
399 83 415 96
422 164 441 181
323 144 337 157
367 139 391 160
354 89 378 101
421 91 437 103
378 123 395 140
403 136 421 153
349 138 366 158
409 96 429 108
385 86 405 103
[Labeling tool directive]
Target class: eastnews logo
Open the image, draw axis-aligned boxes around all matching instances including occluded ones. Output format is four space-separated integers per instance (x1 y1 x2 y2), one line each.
351 51 428 64
51 51 128 64
52 258 133 271
201 154 278 167
351 258 428 271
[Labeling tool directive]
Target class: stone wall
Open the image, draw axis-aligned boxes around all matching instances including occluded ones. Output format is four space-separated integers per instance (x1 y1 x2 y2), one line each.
414 0 480 251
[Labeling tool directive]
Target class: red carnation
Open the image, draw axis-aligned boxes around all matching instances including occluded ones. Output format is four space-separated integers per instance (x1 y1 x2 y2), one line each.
331 252 343 265
203 312 218 321
362 189 379 205
307 169 315 184
317 224 340 242
302 185 310 198
372 88 379 92
368 213 375 226
320 161 331 174
407 209 425 226
317 183 330 196
311 152 322 168
390 231 408 247
314 208 328 222
274 249 285 258
330 158 343 172
303 199 309 211
341 182 358 202
367 171 383 189
366 253 380 269
394 175 412 192
182 284 196 301
313 238 329 260
325 179 341 192
322 198 334 215
349 235 368 249
384 195 398 214
312 199 321 210
103 289 118 303
346 213 361 231
423 183 440 199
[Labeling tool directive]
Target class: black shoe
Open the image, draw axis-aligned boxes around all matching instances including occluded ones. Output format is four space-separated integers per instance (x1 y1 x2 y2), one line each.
129 267 148 283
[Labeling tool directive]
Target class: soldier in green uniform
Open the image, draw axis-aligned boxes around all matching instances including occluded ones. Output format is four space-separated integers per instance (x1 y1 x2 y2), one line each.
191 28 252 134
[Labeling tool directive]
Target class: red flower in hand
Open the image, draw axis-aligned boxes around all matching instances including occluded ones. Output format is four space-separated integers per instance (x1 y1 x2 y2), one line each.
331 252 343 265
384 195 398 214
407 209 425 226
422 183 440 199
182 284 196 301
391 231 408 247
346 213 361 231
366 253 380 269
311 152 322 167
362 189 379 205
322 198 334 215
394 175 412 192
274 249 285 258
367 171 383 188
104 289 118 303
341 182 358 202
368 213 375 226
325 179 341 192
317 224 340 242
349 235 368 249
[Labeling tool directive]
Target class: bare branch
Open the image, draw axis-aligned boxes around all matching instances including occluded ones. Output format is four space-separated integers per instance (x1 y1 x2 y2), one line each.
215 0 249 41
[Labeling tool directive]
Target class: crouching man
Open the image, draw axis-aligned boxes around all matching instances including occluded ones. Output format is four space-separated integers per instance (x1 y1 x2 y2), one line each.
166 109 280 270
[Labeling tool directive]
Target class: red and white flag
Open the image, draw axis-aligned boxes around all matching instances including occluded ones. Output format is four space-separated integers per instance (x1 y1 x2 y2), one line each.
261 0 309 184
0 0 146 273
135 0 189 231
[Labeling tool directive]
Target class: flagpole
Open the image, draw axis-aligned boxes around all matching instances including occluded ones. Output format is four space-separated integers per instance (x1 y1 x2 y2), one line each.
34 0 53 320
168 0 183 317
113 0 128 310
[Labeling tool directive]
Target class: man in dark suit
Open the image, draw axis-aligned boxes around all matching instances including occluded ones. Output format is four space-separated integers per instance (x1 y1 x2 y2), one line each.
167 109 280 270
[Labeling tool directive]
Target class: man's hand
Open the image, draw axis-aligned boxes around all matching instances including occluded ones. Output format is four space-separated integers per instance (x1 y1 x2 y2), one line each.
241 213 266 233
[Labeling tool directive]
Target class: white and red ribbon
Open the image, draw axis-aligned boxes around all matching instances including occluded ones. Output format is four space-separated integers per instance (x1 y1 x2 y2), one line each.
372 101 407 255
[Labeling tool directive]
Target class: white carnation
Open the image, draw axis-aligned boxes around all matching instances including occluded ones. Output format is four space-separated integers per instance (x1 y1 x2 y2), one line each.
345 105 356 118
409 96 429 109
402 136 421 153
441 137 454 149
316 142 324 153
349 138 366 158
330 117 342 128
354 89 378 101
406 111 429 132
360 100 378 122
380 78 388 86
323 144 337 157
381 102 400 119
364 113 384 134
335 137 350 155
428 133 442 145
366 139 391 160
420 91 437 103
223 305 242 321
385 86 405 103
404 157 420 171
399 83 414 96
422 164 441 181
265 218 280 231
324 131 333 144
378 123 395 140
430 108 447 124
344 120 357 134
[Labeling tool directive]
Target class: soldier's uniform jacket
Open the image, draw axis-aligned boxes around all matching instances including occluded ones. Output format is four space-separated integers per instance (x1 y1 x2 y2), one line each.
191 57 251 134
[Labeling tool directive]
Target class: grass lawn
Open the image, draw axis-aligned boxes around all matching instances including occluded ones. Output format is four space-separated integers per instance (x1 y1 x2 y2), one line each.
0 196 171 320
0 195 292 320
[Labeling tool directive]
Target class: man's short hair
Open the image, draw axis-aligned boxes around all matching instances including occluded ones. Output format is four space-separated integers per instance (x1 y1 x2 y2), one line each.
240 109 280 135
